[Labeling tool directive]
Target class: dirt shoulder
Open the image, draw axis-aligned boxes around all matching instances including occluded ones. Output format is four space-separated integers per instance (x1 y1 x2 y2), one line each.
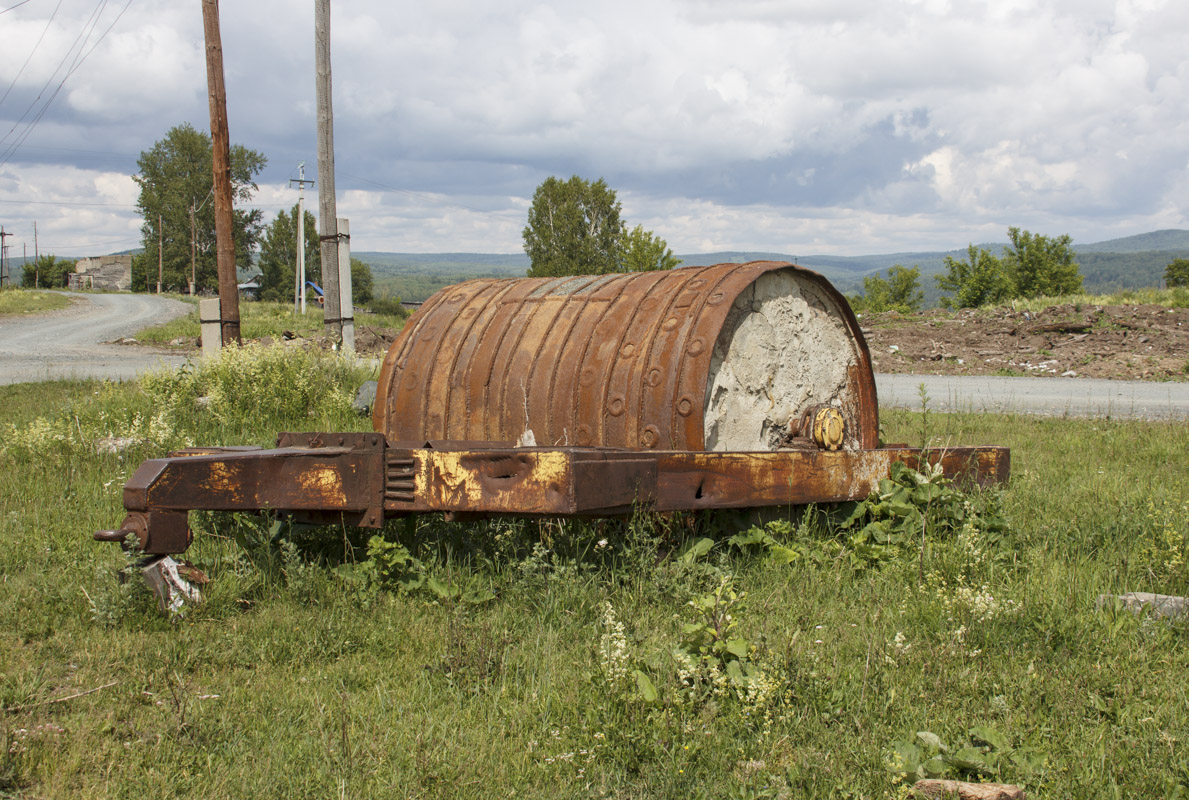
860 303 1189 381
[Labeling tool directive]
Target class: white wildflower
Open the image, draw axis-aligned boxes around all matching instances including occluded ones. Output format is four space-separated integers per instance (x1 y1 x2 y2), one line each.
599 601 629 684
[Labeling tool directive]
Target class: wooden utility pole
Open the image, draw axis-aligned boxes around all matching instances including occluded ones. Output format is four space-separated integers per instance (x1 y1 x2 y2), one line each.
33 221 38 288
315 0 341 337
157 214 164 294
0 227 11 288
201 0 241 345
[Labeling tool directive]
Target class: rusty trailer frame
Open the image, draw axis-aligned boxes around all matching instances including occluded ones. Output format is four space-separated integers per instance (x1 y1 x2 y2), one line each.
97 432 1008 556
96 261 1009 558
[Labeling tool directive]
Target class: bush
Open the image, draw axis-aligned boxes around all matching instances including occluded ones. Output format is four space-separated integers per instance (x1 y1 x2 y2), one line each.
852 265 924 313
366 292 410 319
140 342 362 433
1166 258 1189 288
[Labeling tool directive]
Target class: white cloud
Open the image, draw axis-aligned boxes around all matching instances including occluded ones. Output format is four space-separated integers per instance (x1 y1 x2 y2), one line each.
0 0 1186 258
0 163 141 255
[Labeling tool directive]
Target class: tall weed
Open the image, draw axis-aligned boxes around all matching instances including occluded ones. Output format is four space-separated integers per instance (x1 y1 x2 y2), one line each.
0 344 370 464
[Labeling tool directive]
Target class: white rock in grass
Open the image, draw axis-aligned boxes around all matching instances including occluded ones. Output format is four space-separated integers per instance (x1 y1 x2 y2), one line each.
96 436 139 455
1097 592 1189 619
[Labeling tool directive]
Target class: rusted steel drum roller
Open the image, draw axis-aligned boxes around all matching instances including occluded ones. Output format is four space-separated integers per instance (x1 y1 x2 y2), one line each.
96 260 1008 567
374 261 879 452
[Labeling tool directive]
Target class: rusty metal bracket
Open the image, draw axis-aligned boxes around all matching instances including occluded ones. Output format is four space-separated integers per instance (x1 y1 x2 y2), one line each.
102 433 386 554
94 510 191 555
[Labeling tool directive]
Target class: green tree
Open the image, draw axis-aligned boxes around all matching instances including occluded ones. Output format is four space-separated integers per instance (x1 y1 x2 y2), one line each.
523 176 625 277
854 264 923 313
1165 258 1189 288
1002 227 1082 298
350 258 374 305
936 244 1012 309
620 224 682 272
21 254 73 288
257 204 320 303
132 123 266 292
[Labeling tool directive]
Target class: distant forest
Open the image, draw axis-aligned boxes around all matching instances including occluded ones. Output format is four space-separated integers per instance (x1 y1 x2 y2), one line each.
359 231 1189 304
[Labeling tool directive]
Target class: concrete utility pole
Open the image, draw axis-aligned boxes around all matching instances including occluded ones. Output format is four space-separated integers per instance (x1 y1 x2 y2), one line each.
157 214 164 294
289 162 315 313
201 0 241 345
337 217 353 352
189 204 196 295
315 0 342 338
33 221 38 288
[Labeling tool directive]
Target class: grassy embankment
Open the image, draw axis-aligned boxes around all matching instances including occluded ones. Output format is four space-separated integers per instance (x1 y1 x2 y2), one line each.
0 289 74 316
132 300 409 346
0 348 1186 798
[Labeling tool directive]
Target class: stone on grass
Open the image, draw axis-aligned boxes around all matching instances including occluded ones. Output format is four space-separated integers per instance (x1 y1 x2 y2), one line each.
1097 592 1189 619
353 380 377 416
96 436 139 455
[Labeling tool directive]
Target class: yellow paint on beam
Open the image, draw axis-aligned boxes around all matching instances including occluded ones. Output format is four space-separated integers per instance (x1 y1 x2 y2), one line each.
422 451 574 512
199 460 247 503
297 466 346 504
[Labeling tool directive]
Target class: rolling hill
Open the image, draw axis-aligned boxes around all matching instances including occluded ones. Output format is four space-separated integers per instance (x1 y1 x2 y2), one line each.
359 229 1189 303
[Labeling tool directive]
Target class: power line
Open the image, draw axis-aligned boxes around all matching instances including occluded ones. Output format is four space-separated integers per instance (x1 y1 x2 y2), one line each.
9 0 132 158
39 234 140 252
0 0 109 148
0 0 64 109
12 144 138 157
0 198 137 208
0 0 35 14
0 0 135 170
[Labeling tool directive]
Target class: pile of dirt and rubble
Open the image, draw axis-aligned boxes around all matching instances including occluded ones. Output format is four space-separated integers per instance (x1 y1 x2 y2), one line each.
860 303 1189 381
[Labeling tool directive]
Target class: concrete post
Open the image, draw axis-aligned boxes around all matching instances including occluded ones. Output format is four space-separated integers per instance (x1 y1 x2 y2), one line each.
337 218 353 354
199 299 222 358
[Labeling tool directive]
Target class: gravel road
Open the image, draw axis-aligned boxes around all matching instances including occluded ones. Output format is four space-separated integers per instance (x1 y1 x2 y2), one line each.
877 373 1189 420
0 292 191 386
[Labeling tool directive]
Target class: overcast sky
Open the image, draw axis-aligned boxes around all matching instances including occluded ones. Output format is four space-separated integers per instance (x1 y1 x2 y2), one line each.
1 0 1186 260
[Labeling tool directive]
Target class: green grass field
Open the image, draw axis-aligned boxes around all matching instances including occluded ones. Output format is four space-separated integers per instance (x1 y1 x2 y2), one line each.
0 289 74 316
1 351 1186 799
